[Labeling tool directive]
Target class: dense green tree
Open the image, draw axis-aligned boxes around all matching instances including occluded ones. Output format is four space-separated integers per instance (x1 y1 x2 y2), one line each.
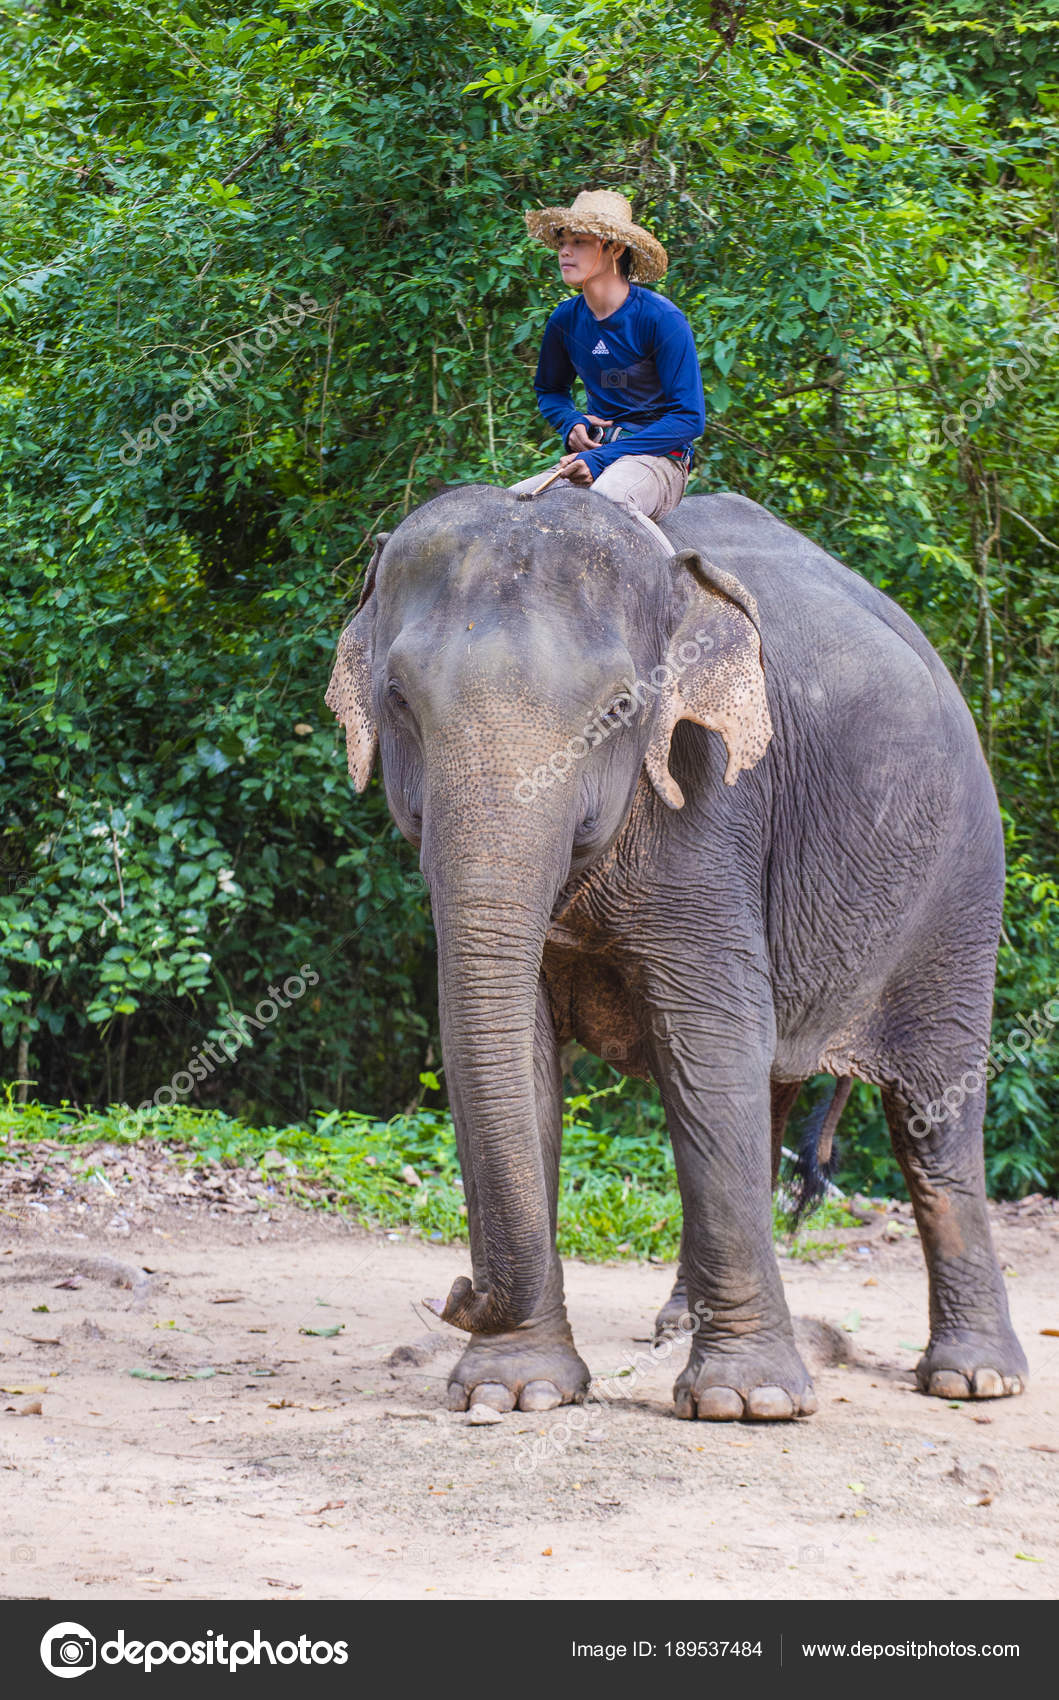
1 0 1057 1191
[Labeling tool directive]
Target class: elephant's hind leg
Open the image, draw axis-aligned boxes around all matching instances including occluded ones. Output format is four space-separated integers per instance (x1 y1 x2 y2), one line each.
881 1080 1027 1399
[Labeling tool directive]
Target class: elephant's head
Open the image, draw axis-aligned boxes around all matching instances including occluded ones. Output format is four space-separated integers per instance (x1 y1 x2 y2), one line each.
326 485 771 1333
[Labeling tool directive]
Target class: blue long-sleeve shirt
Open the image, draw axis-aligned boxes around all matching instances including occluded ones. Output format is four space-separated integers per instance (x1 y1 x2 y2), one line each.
532 285 706 478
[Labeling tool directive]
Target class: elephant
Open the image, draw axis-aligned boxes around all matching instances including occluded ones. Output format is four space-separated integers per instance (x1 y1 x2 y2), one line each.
325 482 1028 1422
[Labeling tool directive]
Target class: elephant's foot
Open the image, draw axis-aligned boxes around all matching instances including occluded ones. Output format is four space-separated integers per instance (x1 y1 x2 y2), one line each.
916 1330 1028 1400
446 1319 590 1414
675 1334 817 1422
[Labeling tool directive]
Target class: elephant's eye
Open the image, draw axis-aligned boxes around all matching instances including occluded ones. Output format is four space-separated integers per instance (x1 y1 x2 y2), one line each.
600 694 635 726
387 680 409 710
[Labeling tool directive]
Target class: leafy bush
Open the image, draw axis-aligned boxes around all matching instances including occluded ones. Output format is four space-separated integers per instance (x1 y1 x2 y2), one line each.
1 2 1056 1194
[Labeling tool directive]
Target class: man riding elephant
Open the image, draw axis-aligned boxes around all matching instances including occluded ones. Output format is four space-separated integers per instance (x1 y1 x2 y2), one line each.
510 189 706 553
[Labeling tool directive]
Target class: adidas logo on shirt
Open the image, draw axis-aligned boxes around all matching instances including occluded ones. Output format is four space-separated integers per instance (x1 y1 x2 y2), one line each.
591 339 610 355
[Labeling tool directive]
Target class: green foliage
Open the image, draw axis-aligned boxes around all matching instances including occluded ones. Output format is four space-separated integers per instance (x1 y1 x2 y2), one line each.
0 1086 856 1259
0 1 1056 1193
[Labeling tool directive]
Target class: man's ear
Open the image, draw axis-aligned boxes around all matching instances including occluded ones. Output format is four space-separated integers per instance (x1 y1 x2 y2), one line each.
325 532 391 790
644 548 772 808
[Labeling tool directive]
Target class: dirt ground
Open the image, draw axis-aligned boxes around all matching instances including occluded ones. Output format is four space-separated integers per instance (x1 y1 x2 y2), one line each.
1 1152 1057 1602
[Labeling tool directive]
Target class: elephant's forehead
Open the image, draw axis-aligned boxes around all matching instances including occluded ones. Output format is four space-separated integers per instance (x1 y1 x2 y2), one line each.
382 518 629 615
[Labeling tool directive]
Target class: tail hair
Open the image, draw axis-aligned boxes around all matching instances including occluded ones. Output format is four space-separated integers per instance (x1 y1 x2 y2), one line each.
788 1075 853 1228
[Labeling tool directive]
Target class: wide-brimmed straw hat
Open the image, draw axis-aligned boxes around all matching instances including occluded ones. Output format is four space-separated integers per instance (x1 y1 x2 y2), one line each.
524 189 668 284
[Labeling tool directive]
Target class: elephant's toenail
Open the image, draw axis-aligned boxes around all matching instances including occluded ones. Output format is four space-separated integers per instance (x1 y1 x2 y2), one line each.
799 1386 819 1416
972 1368 1005 1399
447 1382 469 1412
519 1380 562 1412
696 1387 743 1421
928 1370 971 1399
674 1389 696 1420
470 1382 516 1413
745 1385 795 1420
1007 1376 1024 1396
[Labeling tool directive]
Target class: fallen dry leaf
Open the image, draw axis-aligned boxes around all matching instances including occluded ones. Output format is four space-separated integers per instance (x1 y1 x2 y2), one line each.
264 1578 302 1590
542 1547 552 1557
1039 1328 1059 1338
19 1400 43 1417
1028 1443 1059 1454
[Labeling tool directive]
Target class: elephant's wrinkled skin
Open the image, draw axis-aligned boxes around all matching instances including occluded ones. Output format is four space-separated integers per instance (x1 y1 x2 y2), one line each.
326 485 1027 1421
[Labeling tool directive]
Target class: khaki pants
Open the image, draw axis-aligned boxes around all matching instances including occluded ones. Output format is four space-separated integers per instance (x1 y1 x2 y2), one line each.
510 453 688 553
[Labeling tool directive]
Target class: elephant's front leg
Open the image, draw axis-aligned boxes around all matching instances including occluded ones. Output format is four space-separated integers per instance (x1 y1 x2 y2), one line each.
648 1001 816 1421
445 981 590 1413
653 1080 805 1340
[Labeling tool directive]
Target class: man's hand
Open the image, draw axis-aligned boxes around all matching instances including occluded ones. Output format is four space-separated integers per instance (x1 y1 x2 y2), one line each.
557 453 594 485
565 414 612 453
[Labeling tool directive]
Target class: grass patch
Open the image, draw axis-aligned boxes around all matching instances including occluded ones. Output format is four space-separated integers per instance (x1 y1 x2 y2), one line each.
0 1083 855 1263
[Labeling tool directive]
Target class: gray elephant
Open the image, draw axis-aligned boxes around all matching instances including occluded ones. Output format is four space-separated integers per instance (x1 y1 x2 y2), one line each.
325 484 1027 1422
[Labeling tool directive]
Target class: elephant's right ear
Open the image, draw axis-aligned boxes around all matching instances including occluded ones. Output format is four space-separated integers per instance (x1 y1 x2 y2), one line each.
325 532 391 790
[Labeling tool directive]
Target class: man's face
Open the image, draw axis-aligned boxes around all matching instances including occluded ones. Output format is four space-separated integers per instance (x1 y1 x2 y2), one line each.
557 229 614 287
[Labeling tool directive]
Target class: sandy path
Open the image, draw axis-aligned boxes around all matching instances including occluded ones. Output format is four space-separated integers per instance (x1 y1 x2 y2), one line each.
1 1189 1057 1601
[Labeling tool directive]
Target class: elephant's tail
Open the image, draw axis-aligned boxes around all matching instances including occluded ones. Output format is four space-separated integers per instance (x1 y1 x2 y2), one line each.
788 1075 853 1227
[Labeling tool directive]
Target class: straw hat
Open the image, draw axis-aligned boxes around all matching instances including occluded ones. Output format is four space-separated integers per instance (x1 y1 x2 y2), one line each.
524 189 668 284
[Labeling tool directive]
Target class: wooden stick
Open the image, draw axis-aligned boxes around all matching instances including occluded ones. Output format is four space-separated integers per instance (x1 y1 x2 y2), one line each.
517 464 566 500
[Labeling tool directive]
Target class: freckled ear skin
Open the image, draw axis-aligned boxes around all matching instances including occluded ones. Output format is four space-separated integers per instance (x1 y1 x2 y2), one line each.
325 532 391 790
645 548 773 809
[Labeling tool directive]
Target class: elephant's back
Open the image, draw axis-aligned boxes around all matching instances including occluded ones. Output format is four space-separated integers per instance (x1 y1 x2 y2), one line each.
665 491 971 740
666 492 931 656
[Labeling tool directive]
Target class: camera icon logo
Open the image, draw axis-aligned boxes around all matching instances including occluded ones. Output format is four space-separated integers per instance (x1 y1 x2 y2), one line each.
40 1622 97 1679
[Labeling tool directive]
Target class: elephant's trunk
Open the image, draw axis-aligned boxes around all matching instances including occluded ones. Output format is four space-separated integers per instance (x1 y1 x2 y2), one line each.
427 809 566 1336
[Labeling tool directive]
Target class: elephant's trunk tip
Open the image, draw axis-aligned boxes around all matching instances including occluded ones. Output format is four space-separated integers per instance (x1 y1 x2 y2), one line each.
423 1273 536 1335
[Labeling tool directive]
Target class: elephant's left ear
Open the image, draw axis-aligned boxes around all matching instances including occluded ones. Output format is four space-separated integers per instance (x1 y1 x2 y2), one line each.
645 549 773 808
325 532 391 790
